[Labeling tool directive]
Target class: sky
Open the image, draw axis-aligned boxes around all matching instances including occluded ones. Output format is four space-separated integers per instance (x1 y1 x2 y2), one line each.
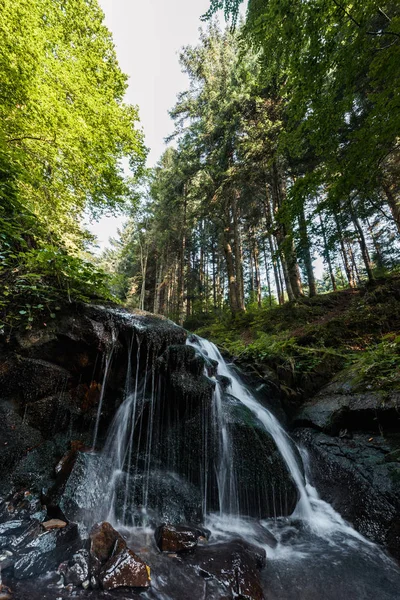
89 0 244 251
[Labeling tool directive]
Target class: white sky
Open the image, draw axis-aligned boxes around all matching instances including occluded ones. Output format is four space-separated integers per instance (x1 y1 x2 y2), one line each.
89 0 245 251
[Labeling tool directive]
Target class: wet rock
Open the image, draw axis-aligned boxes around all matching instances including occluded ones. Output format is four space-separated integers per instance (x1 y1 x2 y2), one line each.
0 549 15 571
50 452 108 523
23 395 71 438
13 522 80 579
89 521 126 577
154 524 198 553
0 491 43 523
12 440 59 493
8 520 44 551
294 377 400 435
42 519 67 530
294 428 400 560
187 539 266 600
0 401 43 491
115 470 203 526
64 549 90 586
0 357 72 403
99 547 150 590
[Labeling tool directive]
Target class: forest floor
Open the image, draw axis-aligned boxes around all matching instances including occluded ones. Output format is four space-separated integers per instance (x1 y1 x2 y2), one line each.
193 275 400 408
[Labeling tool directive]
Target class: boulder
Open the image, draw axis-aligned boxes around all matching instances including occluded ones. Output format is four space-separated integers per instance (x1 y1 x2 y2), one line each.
64 549 90 586
293 374 400 435
99 547 150 590
154 524 198 553
13 522 81 579
186 539 266 600
0 357 72 404
294 428 400 560
89 521 126 578
0 401 43 491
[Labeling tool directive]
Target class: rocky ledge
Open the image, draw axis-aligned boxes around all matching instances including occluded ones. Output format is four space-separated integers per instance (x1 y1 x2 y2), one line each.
292 372 400 561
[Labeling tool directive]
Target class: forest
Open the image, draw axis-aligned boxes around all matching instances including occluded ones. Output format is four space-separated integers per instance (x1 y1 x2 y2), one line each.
101 0 400 331
1 0 399 335
1 2 400 599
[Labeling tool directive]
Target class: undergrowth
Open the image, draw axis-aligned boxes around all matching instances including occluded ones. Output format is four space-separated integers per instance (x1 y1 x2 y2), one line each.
193 277 400 392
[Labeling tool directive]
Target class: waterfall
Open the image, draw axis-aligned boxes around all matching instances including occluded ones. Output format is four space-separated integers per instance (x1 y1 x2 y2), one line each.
188 335 370 539
95 325 373 543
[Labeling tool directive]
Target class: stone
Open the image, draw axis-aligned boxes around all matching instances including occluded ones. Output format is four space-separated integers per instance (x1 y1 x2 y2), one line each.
294 428 400 560
89 521 126 577
0 584 13 600
99 547 150 590
154 524 198 553
42 519 67 530
187 539 266 600
13 522 81 579
64 549 90 586
0 357 72 403
49 452 108 523
293 376 400 435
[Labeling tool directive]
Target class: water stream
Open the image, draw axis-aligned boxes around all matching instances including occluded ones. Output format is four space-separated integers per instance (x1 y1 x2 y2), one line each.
82 328 400 599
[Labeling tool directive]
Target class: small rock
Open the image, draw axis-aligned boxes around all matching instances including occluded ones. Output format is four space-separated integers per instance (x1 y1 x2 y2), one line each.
154 524 198 553
65 549 89 586
0 584 13 600
100 547 150 590
42 519 67 530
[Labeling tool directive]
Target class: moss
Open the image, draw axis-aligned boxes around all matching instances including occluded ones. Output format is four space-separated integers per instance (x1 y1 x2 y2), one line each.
193 276 400 398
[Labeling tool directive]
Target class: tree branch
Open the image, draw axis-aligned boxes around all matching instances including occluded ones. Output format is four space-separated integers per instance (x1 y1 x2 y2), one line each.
332 0 400 39
6 136 54 144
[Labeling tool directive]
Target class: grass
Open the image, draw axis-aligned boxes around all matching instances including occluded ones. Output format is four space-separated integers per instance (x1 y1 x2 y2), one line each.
193 275 400 396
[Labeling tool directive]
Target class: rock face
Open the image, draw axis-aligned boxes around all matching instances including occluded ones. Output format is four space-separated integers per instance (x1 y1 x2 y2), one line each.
293 369 400 561
294 375 400 435
295 428 400 558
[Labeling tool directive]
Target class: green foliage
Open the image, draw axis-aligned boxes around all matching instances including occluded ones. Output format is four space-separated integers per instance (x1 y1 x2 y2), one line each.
0 0 145 331
0 244 115 333
349 335 400 391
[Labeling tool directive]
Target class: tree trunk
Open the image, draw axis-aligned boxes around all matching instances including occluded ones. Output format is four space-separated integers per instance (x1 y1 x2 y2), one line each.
233 194 245 310
319 214 337 291
298 205 316 297
350 205 374 283
263 186 284 304
334 213 355 288
383 184 400 236
270 162 303 298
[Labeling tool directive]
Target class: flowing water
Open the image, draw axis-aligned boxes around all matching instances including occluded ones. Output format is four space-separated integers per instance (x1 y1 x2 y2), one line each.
81 329 400 599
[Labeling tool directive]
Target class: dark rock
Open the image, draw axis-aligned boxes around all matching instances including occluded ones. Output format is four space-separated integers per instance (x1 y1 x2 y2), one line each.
114 470 203 526
154 524 198 553
226 400 300 518
12 440 59 492
186 539 266 600
8 520 44 551
0 357 72 404
294 428 400 560
50 451 108 524
64 549 90 586
99 547 150 590
294 376 400 435
0 491 43 524
0 401 43 491
13 522 81 579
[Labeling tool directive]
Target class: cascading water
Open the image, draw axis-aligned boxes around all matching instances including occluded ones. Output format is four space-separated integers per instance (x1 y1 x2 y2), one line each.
79 320 400 600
